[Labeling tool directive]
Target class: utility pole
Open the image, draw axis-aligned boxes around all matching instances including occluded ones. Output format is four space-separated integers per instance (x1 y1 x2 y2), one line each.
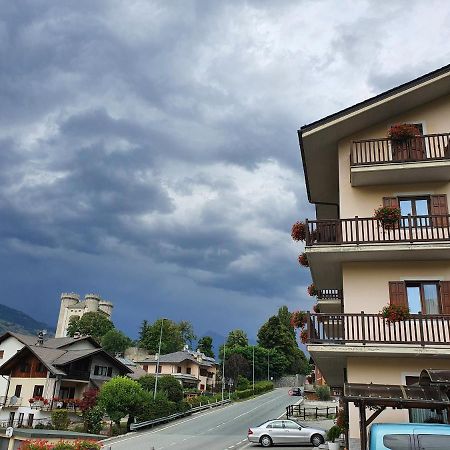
154 318 166 400
252 346 255 393
221 344 226 402
267 351 270 381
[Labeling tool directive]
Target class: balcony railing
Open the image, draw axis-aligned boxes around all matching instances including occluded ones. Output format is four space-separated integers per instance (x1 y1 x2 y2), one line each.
305 215 450 246
0 396 23 407
307 312 450 346
317 289 343 300
64 370 91 380
350 133 450 166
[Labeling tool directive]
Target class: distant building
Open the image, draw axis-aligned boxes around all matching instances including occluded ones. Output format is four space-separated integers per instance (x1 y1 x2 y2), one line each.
55 293 113 338
138 348 218 391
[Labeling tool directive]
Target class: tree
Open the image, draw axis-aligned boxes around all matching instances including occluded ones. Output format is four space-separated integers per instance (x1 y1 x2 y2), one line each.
226 353 250 383
179 320 197 348
101 329 132 355
226 329 248 348
197 336 214 358
67 312 114 342
138 319 185 354
138 374 183 403
98 376 150 430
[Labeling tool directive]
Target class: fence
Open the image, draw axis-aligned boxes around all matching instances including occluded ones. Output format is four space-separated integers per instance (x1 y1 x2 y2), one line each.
286 405 338 420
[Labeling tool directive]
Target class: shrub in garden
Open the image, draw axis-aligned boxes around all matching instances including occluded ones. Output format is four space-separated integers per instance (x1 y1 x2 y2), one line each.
51 409 70 431
327 425 342 443
236 375 251 391
82 405 104 435
315 385 331 401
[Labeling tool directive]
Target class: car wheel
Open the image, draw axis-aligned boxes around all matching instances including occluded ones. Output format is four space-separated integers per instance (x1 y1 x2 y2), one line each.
260 435 273 447
311 434 324 447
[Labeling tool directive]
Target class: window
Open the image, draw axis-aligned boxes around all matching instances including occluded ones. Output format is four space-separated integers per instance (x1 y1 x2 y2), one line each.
417 435 450 449
18 413 24 427
59 386 75 399
200 369 208 377
94 365 113 377
19 362 30 373
27 413 34 427
186 367 191 375
177 366 182 373
8 412 15 428
406 282 440 314
33 385 44 397
383 434 412 449
36 362 46 373
270 421 283 429
283 420 300 429
0 350 4 359
143 365 148 372
200 384 205 390
14 385 22 397
399 197 430 227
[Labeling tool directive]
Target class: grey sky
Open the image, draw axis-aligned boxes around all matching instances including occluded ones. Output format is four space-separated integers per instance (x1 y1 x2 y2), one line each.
1 0 450 340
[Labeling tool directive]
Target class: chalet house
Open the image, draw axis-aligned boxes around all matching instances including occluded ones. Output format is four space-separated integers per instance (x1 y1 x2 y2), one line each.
138 349 217 391
298 63 450 444
0 332 131 428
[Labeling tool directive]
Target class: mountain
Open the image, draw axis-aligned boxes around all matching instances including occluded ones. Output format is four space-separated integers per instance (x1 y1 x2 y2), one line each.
0 303 54 336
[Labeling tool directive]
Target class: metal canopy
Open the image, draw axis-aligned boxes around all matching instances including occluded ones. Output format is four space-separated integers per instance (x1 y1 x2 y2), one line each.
344 383 450 409
420 369 450 386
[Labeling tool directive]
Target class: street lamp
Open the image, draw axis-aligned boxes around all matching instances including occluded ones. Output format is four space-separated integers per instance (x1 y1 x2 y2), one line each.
267 351 270 381
252 346 255 393
221 343 226 402
154 318 167 400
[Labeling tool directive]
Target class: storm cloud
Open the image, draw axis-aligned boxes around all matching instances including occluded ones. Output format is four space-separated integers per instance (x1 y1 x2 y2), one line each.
1 0 450 339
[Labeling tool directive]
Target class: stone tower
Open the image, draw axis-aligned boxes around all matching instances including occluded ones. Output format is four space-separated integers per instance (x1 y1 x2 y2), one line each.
55 292 113 338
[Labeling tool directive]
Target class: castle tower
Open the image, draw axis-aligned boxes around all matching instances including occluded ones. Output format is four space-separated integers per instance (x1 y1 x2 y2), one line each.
55 293 80 338
84 293 101 313
98 300 113 316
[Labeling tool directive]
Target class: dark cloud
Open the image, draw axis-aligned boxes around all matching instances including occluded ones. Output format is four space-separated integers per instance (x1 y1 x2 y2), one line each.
1 0 449 338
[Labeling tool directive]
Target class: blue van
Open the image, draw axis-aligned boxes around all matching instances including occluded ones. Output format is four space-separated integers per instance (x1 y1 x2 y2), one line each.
369 423 450 449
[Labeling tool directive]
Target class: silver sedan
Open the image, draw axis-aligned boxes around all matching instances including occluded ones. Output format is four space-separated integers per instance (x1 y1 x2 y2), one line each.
247 419 326 447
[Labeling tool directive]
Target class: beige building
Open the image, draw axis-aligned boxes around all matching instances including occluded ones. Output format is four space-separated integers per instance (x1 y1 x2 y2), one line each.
138 349 217 391
55 293 113 338
298 64 450 444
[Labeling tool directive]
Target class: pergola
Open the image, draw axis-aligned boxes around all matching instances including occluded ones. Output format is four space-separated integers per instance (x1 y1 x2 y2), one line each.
343 370 450 450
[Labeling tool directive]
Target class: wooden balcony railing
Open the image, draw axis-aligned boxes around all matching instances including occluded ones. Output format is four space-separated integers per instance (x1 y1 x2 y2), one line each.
305 215 450 246
317 289 343 300
307 312 450 346
350 133 450 166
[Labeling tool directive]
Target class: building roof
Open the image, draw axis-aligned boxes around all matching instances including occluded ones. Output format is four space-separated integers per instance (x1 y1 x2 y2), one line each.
139 350 216 367
116 357 148 380
298 63 450 215
0 331 100 349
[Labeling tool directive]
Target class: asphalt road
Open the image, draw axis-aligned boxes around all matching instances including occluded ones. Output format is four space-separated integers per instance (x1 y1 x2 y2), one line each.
102 388 310 450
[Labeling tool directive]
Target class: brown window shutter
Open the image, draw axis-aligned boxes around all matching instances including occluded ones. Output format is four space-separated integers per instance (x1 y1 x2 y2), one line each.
440 282 450 315
431 194 449 227
383 197 399 208
389 281 407 308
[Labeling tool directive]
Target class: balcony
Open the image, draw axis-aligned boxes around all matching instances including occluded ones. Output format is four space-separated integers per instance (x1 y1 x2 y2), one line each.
307 312 450 386
305 215 450 286
350 133 450 186
317 289 343 313
0 396 23 407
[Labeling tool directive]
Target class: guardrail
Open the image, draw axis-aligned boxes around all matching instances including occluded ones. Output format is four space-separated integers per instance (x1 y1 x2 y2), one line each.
130 399 231 431
286 405 338 420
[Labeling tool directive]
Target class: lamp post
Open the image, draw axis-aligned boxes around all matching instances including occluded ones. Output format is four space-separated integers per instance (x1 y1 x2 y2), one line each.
154 318 166 400
267 351 270 381
221 344 226 402
252 346 255 393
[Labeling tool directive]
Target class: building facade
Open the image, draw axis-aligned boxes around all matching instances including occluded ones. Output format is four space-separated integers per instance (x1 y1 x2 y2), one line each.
55 293 113 338
0 332 131 427
298 64 450 440
138 349 217 391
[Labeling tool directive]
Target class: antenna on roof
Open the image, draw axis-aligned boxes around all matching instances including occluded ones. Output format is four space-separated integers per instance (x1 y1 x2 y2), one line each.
36 330 45 346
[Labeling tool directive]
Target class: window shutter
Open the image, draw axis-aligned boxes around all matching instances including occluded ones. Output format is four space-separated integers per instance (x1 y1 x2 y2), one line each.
431 194 449 227
440 282 450 315
383 197 399 208
389 281 407 308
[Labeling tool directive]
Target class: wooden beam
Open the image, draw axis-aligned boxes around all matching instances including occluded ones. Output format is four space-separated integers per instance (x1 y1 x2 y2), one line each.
365 406 386 427
359 402 367 450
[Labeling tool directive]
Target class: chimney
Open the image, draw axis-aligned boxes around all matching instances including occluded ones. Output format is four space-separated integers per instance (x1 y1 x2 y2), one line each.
36 331 45 346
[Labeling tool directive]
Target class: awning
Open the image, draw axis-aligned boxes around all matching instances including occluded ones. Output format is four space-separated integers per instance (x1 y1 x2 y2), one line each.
420 369 450 386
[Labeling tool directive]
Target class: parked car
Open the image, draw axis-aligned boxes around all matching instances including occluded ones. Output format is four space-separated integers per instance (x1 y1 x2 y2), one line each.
288 387 303 396
369 423 450 449
247 419 325 447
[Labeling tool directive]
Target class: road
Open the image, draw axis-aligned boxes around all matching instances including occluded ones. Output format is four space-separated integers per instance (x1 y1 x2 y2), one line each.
103 388 306 450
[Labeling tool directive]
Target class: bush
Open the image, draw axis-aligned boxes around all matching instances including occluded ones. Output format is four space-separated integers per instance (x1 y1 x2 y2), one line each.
236 375 251 391
82 405 104 434
19 441 101 450
232 381 273 400
52 443 73 450
34 423 54 430
157 375 183 402
315 385 331 401
51 409 70 431
327 425 342 443
137 392 178 422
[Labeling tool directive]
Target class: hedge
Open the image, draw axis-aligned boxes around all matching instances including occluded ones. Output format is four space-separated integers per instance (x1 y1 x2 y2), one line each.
231 381 273 400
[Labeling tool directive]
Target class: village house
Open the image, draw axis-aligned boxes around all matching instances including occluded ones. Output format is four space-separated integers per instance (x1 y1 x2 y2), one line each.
298 64 450 447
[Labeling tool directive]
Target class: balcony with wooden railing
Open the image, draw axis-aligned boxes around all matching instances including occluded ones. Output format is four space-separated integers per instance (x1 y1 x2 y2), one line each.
307 312 450 347
349 133 450 186
351 133 450 166
305 214 450 246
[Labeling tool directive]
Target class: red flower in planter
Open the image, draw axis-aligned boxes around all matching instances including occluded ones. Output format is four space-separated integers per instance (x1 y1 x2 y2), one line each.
374 206 401 229
298 252 309 267
291 221 306 241
307 283 318 297
388 124 420 142
28 398 35 404
300 330 308 344
290 311 308 329
381 304 410 323
313 304 321 313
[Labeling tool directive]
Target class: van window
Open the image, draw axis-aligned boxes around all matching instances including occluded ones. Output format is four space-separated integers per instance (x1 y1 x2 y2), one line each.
383 434 413 450
417 434 450 449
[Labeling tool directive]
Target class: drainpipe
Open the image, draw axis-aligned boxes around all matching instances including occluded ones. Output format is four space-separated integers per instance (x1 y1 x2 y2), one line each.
2 374 11 405
50 376 61 410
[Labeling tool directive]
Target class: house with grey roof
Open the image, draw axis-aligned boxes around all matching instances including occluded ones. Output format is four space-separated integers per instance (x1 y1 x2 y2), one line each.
138 349 217 391
0 331 131 428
